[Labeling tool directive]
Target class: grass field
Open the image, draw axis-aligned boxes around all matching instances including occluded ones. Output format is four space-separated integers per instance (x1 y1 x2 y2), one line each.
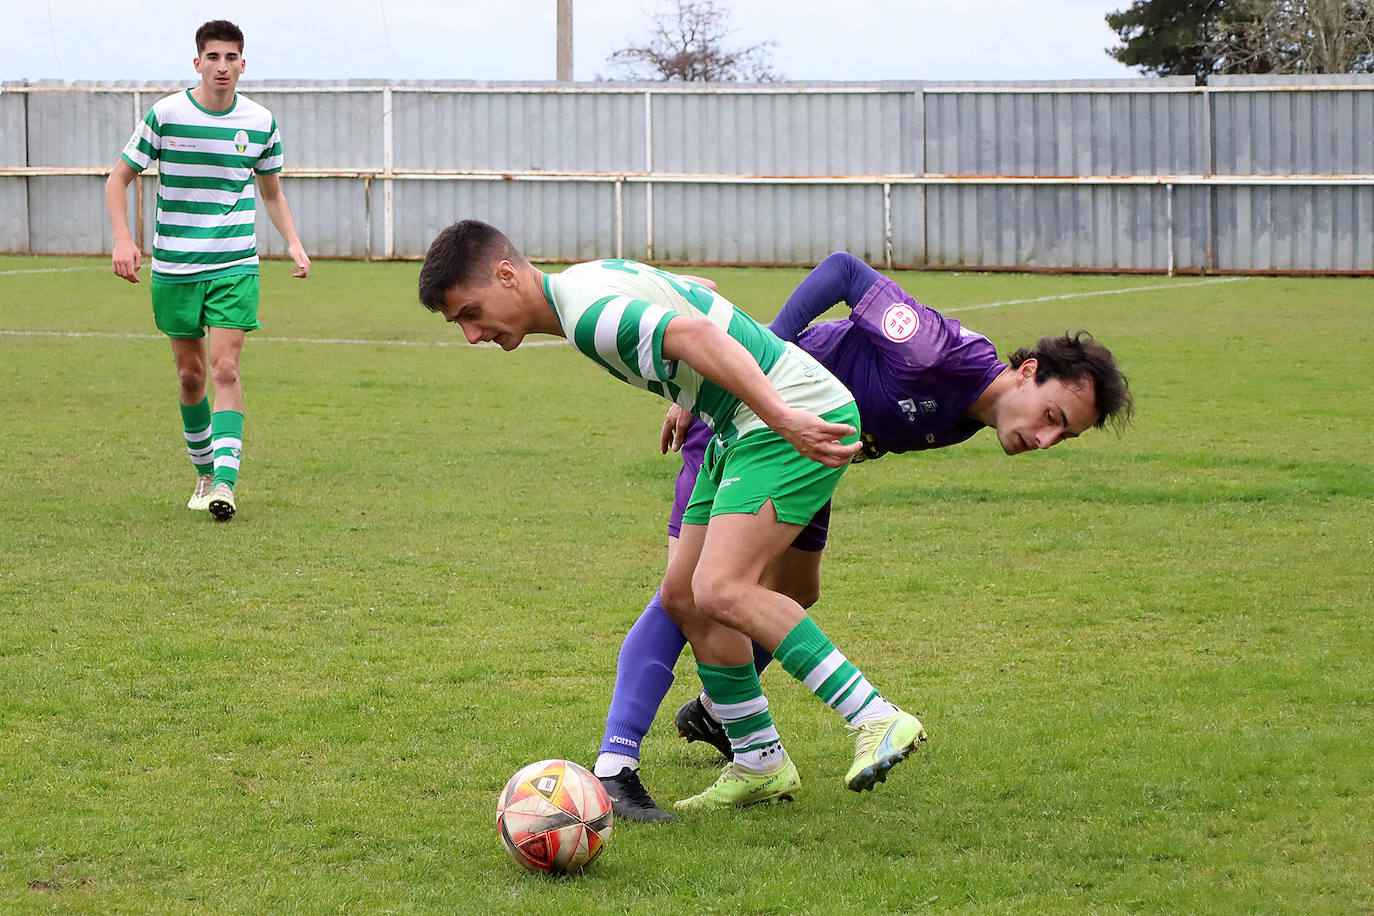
2 255 1372 914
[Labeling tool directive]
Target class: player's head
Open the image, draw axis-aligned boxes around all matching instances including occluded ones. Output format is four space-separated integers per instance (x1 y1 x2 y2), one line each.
196 20 244 54
418 220 536 350
194 21 246 93
993 331 1133 455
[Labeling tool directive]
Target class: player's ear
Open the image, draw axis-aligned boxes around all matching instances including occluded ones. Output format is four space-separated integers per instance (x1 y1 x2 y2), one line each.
495 260 517 286
1018 358 1038 383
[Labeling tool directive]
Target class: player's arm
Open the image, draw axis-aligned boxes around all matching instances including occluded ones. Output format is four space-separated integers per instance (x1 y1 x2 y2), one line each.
768 251 882 342
256 173 311 278
661 315 859 468
104 159 141 283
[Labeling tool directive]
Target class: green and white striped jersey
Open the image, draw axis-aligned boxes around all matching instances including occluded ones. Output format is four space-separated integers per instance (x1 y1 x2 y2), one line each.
120 90 283 283
543 259 853 444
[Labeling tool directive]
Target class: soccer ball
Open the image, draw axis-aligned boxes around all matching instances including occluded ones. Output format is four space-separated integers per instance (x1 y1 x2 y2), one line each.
496 759 613 875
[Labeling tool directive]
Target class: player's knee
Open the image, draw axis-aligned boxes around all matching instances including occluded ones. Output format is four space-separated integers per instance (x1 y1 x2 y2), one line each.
209 358 240 389
690 569 749 629
176 363 207 391
658 577 694 624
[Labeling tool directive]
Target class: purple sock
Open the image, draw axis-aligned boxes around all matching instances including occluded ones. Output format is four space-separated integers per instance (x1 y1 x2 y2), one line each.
600 589 687 759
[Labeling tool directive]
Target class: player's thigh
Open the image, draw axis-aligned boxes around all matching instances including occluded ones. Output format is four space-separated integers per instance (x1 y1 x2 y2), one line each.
203 274 261 332
660 523 707 625
695 501 805 600
206 325 247 368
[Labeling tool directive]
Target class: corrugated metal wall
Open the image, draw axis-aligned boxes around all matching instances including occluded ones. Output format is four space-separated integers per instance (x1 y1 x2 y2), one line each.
3 76 1371 272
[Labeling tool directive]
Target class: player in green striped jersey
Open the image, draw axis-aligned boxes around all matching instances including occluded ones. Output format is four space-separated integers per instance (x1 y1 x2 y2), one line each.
104 20 310 522
419 220 927 812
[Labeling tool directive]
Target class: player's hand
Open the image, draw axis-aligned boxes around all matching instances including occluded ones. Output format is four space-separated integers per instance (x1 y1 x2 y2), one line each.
112 239 142 283
288 243 311 278
660 404 693 453
678 273 718 292
775 408 861 469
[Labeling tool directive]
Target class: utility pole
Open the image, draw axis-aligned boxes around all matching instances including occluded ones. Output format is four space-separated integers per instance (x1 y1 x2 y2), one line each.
556 0 573 81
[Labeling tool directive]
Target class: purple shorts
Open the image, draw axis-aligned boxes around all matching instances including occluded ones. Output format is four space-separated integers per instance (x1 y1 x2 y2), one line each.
667 419 830 552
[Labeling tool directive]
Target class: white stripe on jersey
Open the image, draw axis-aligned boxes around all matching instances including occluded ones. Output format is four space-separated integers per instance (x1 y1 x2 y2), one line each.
153 234 257 254
591 296 632 378
157 209 255 228
635 303 662 380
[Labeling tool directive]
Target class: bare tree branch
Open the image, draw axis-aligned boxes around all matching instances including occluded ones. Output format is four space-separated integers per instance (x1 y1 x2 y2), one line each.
599 0 781 82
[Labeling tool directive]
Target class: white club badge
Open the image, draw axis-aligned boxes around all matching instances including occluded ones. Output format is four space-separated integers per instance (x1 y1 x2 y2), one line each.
881 302 919 342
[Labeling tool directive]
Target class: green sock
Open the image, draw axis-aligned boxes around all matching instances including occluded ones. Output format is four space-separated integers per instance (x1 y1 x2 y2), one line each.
776 617 888 724
211 409 244 489
180 398 213 475
696 661 784 769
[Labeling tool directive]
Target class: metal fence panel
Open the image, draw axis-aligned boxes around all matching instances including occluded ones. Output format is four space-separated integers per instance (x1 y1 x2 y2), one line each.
0 179 28 251
925 184 1184 271
924 87 1207 176
1216 185 1374 272
1212 86 1374 175
651 90 916 176
28 89 135 168
1 92 26 166
390 178 618 262
28 176 109 254
392 88 644 172
249 87 385 169
647 182 887 266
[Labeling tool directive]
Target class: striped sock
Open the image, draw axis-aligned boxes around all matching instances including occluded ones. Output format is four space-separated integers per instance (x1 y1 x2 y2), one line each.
211 409 244 489
775 617 896 726
695 662 786 772
180 397 213 476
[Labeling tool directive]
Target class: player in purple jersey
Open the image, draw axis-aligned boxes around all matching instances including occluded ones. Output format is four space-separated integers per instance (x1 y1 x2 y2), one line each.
595 251 1134 822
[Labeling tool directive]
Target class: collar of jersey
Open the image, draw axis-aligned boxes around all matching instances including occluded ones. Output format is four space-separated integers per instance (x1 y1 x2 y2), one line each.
541 273 566 333
184 88 238 117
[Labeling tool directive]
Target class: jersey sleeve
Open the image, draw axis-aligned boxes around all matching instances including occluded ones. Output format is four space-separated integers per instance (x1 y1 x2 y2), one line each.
567 295 679 383
256 117 284 174
119 108 161 173
768 251 882 342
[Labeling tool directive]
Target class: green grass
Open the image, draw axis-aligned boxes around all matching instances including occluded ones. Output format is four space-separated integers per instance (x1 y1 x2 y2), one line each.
2 255 1372 914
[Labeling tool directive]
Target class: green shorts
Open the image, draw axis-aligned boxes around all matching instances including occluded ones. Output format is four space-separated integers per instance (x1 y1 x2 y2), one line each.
151 274 261 338
682 402 861 527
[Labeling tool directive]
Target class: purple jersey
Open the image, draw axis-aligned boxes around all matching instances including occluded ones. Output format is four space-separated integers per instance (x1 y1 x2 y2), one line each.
667 252 1006 542
795 268 1006 461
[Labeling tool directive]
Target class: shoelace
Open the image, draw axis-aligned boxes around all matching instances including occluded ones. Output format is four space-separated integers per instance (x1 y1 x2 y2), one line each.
608 771 658 806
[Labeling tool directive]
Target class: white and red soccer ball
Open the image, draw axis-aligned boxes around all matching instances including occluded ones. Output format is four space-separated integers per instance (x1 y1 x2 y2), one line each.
496 759 613 875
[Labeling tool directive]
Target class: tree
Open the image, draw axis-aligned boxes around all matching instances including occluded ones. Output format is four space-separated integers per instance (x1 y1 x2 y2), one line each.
1106 0 1374 79
1105 0 1249 80
601 0 781 82
1216 0 1374 73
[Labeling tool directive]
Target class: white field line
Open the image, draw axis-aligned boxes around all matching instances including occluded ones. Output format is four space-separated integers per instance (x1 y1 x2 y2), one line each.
0 266 106 276
1 276 1251 348
942 275 1245 313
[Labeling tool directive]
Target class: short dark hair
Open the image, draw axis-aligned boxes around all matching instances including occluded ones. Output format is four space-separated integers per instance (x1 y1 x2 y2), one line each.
196 20 244 55
1007 331 1134 432
418 220 527 312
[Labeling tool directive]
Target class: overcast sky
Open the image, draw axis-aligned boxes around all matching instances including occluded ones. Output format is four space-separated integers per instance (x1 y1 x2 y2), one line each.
3 0 1140 83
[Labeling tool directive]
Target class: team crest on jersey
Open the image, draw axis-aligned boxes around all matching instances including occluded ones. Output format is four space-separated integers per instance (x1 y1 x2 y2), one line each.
881 302 919 342
234 130 249 153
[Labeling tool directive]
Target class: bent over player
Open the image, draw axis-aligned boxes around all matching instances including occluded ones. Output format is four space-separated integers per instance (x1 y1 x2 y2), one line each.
418 222 927 814
593 251 1134 822
105 19 310 522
